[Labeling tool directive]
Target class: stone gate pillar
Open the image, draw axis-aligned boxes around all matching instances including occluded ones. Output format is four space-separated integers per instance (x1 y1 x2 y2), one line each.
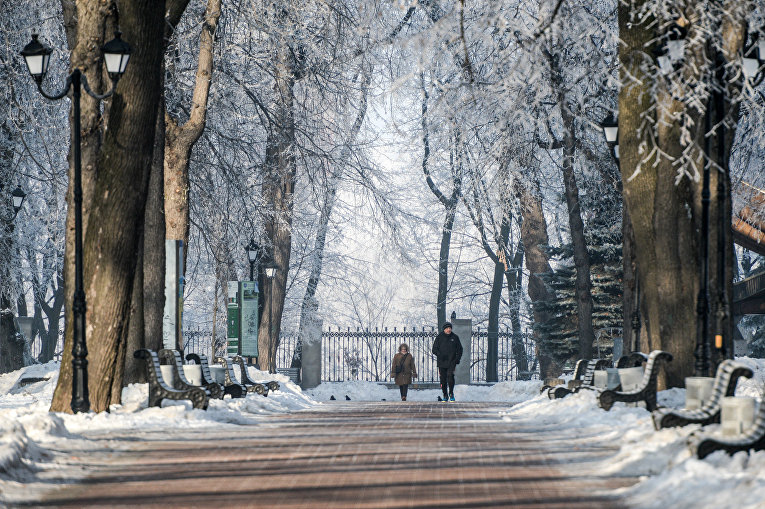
300 313 322 389
452 317 472 385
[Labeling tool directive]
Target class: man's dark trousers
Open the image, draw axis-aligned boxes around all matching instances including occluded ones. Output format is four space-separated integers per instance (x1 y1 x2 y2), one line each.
439 367 455 398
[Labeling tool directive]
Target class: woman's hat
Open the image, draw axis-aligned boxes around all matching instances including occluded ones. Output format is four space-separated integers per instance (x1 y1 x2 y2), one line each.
443 322 452 330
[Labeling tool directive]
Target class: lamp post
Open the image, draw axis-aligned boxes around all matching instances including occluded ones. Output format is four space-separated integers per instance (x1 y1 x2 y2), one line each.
0 186 26 338
245 239 258 282
601 113 641 355
261 256 278 373
21 32 132 413
653 21 764 376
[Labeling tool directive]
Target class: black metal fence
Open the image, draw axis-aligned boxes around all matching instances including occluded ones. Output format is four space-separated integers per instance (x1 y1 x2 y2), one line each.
277 327 539 383
26 326 540 383
470 330 538 382
182 327 226 359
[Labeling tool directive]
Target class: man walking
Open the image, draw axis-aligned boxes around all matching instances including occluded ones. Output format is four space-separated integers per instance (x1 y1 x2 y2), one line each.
432 322 463 402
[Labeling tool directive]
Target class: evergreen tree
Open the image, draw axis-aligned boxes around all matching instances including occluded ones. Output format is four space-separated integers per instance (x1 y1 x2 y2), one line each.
532 172 623 364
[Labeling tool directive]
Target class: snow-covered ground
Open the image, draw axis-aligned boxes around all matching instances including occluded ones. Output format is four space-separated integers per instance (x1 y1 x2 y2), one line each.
1 358 764 507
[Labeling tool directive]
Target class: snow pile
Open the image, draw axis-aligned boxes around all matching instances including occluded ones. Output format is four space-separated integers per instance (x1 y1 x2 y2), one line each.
502 362 765 509
0 361 316 482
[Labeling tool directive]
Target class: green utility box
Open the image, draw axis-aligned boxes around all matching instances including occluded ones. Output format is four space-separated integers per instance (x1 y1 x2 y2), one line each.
226 281 259 358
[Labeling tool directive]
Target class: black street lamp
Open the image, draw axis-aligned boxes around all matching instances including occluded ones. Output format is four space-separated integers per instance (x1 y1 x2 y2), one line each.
0 184 27 222
245 239 258 282
600 113 619 166
261 256 278 373
601 114 641 354
21 32 132 413
653 22 764 375
9 186 27 220
0 185 26 312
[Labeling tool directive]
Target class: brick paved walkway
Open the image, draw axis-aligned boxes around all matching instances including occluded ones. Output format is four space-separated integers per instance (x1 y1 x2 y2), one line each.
22 402 634 508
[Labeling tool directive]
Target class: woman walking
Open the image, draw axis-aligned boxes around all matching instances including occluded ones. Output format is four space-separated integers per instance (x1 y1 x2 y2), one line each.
391 343 417 401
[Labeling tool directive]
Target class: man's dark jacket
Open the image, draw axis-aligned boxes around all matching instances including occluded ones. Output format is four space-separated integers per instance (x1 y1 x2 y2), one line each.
432 331 463 369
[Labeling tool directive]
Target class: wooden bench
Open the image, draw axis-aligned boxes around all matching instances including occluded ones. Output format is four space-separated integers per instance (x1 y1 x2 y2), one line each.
133 349 209 410
652 360 753 430
214 356 250 397
232 356 280 393
158 349 221 400
616 352 648 369
598 350 673 411
181 352 225 399
692 387 765 459
549 359 610 400
185 353 245 399
230 356 268 396
541 359 588 396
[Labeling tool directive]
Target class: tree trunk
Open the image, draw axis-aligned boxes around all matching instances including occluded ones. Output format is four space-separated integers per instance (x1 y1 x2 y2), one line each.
50 0 166 413
421 77 462 328
291 65 371 369
516 178 559 379
415 7 470 330
60 1 116 386
164 0 221 258
437 206 457 326
505 248 528 379
545 46 596 360
618 1 695 388
34 268 64 364
622 204 638 353
142 87 167 356
0 308 25 374
559 115 595 360
123 231 145 385
258 35 297 373
485 216 510 383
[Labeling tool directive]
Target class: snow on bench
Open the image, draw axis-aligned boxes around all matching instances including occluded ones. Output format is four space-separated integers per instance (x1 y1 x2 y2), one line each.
652 360 753 430
598 350 673 412
133 349 209 410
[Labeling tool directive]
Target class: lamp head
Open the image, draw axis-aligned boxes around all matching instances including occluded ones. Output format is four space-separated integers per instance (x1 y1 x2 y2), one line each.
20 34 52 82
101 31 132 81
743 31 764 82
11 186 26 214
262 257 278 279
601 114 618 145
245 239 258 263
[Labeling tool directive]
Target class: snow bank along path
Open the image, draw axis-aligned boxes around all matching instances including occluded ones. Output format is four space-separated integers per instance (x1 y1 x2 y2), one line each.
0 358 764 507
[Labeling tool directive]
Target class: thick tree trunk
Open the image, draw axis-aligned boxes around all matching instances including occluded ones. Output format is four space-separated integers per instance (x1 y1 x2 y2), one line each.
618 2 696 388
617 2 745 388
60 1 116 383
50 0 166 413
516 178 559 379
